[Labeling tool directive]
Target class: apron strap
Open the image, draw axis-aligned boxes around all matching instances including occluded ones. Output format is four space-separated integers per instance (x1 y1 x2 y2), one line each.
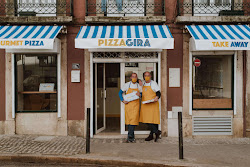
129 82 139 89
143 81 152 87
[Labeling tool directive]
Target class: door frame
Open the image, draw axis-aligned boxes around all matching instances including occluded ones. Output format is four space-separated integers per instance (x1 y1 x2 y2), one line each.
95 63 106 134
90 51 162 137
121 62 159 135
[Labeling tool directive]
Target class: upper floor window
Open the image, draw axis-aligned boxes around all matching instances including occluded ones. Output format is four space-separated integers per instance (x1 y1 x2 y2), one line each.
178 0 248 16
193 0 232 16
86 0 165 16
0 0 72 16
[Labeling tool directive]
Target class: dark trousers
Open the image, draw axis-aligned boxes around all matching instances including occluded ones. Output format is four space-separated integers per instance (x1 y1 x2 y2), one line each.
127 125 136 139
147 123 158 135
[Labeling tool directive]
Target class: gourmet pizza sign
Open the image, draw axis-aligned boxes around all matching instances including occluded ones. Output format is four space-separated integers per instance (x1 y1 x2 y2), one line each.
0 39 54 49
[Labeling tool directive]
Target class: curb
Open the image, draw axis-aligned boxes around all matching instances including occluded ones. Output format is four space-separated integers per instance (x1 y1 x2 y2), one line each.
0 154 187 167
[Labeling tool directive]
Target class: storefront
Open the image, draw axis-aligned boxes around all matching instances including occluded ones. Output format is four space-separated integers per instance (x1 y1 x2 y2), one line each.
0 25 68 135
183 25 250 136
75 25 174 137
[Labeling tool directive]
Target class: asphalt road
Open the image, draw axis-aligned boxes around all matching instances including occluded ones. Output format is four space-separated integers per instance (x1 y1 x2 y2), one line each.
0 161 123 167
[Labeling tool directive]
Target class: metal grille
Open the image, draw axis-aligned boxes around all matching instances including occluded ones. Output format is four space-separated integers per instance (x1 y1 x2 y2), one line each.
86 0 165 16
0 0 72 16
93 52 158 59
177 2 250 16
193 116 233 135
93 52 122 59
124 52 158 59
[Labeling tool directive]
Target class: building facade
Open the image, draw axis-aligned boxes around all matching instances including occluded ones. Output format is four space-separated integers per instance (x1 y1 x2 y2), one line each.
0 0 249 138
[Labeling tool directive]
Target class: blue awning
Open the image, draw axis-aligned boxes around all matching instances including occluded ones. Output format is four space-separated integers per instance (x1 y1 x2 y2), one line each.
0 26 62 49
75 25 174 49
186 25 250 50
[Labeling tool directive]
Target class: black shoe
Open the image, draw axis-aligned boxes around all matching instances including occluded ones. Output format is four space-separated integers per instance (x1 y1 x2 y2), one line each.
129 138 136 143
126 137 135 143
154 130 162 142
145 134 154 141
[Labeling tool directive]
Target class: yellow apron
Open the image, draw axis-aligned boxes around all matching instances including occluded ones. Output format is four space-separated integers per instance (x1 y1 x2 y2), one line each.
125 83 140 125
139 82 160 124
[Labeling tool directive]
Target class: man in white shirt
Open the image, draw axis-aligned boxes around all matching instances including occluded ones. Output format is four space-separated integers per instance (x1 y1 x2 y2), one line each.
139 71 161 142
119 73 142 142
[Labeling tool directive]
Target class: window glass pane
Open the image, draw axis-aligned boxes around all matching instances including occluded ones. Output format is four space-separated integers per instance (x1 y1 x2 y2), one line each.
16 54 57 112
192 55 233 109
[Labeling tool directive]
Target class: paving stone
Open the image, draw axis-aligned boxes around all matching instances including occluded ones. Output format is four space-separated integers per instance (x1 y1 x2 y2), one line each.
1 135 250 157
0 135 85 156
34 136 55 142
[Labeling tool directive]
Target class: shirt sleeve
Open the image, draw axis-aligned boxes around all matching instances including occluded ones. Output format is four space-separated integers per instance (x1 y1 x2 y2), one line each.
152 81 160 92
121 82 129 92
119 89 124 101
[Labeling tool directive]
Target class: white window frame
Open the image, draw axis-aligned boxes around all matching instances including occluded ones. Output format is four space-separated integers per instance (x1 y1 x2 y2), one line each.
189 50 237 115
9 39 61 118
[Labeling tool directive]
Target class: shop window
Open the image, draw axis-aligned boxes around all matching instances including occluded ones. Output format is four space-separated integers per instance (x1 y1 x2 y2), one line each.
192 55 233 109
15 54 57 112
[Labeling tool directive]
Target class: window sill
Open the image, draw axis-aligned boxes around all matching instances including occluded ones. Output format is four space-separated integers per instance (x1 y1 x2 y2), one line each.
18 91 57 94
0 16 72 24
192 108 233 110
16 110 57 113
176 16 250 24
85 16 166 24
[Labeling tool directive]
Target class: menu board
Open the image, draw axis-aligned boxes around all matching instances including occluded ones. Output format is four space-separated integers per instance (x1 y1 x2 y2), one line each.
39 83 55 92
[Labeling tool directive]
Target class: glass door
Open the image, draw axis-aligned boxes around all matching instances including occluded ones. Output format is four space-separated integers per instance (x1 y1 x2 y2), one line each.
121 62 158 134
95 63 106 133
95 63 121 134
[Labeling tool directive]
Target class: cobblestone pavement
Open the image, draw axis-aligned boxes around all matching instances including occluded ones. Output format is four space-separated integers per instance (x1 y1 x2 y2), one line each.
1 134 250 156
0 135 85 156
0 161 123 167
92 136 250 145
1 135 250 167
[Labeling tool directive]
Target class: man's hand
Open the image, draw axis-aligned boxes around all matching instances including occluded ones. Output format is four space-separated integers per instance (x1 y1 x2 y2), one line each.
154 97 159 102
123 101 129 104
136 91 141 97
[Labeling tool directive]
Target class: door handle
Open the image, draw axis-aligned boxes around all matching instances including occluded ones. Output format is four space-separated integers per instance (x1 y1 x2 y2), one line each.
104 89 107 99
101 89 106 99
101 90 103 98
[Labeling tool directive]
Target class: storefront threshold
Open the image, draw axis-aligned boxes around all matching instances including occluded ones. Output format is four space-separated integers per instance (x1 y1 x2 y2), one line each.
93 134 148 139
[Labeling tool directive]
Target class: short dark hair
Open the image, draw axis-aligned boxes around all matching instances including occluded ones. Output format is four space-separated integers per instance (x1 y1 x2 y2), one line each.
143 71 151 76
131 73 137 77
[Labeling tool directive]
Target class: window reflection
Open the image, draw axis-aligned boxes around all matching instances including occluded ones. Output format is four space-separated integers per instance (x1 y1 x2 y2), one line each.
192 55 233 109
16 54 57 112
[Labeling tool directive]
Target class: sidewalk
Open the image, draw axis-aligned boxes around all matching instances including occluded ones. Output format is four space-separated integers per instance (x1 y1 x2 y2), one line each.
0 135 250 167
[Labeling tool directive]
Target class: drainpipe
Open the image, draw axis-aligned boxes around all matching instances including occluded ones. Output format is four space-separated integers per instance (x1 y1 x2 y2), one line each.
231 0 234 11
243 50 247 137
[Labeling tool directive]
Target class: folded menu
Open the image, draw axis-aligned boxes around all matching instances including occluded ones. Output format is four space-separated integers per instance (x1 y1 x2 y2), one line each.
123 91 139 102
142 99 155 104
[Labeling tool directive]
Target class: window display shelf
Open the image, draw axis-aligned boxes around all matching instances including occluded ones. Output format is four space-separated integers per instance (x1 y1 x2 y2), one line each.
18 91 57 94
